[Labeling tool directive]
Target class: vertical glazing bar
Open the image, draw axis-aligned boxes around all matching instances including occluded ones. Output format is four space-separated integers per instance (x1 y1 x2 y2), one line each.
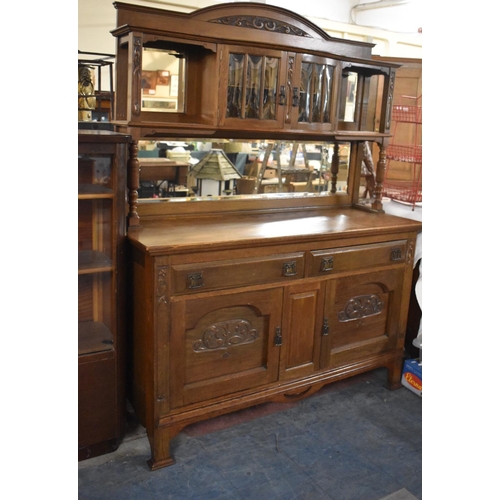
322 65 333 123
312 64 322 122
246 55 262 119
259 57 266 119
263 57 278 120
299 62 311 123
226 53 244 118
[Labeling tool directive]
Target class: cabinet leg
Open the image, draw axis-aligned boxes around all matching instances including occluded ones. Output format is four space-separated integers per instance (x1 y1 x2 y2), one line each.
385 358 403 390
147 425 177 470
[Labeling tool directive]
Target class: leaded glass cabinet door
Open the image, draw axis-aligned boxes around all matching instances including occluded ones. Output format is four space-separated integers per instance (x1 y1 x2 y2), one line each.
290 54 339 132
219 46 286 130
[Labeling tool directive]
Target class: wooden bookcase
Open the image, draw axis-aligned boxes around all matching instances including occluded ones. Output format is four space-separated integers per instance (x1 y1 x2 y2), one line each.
78 130 130 461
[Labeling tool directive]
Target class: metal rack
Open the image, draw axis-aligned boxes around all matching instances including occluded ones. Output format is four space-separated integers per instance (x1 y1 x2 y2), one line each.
78 50 115 123
383 95 422 208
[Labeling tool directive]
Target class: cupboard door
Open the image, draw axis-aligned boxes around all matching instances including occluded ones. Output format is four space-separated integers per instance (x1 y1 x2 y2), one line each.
170 288 283 407
219 45 286 129
323 268 405 367
289 54 338 132
280 282 324 380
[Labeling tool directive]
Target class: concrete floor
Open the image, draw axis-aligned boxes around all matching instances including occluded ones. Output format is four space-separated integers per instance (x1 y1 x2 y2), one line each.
78 368 422 500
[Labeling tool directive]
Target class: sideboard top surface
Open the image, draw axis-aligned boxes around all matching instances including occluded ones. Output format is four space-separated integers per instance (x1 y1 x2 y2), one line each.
128 208 421 255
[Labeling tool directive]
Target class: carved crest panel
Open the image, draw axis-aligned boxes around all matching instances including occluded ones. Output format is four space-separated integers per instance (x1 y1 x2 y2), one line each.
193 319 259 352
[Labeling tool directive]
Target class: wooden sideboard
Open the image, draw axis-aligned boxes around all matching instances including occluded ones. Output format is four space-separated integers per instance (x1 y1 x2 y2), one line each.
110 1 422 470
127 209 420 469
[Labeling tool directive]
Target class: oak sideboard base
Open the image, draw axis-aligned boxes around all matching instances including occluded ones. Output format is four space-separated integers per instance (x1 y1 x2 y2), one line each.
127 209 421 470
385 358 405 391
142 355 404 470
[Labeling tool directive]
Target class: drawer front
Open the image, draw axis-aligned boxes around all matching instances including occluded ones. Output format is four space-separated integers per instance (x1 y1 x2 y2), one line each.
309 240 407 276
172 252 305 294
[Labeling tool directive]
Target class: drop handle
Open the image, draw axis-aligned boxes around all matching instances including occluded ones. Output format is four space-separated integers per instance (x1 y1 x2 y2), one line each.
292 87 299 107
278 85 286 105
390 248 403 261
187 272 204 289
322 318 329 336
283 261 297 277
274 326 283 346
321 256 334 272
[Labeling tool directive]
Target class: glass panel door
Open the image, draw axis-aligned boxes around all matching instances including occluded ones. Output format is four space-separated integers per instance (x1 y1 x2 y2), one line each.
298 58 335 126
224 49 281 123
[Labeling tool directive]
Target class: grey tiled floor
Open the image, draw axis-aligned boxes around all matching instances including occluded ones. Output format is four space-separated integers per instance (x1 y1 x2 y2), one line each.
79 368 421 500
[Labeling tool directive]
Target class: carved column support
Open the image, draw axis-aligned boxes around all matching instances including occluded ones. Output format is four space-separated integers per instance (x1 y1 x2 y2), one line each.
330 142 339 194
127 140 140 227
132 35 142 116
372 141 387 211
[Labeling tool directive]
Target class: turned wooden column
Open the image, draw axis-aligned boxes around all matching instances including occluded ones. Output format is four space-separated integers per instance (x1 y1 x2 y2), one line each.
372 141 387 211
330 142 339 194
127 140 140 227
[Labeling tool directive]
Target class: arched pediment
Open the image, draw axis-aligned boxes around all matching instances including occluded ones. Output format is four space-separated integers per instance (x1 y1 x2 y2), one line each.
189 2 332 41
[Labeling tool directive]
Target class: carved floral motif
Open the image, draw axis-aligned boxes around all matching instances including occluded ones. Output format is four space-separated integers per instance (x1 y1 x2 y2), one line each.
209 16 311 37
338 294 384 322
193 319 259 352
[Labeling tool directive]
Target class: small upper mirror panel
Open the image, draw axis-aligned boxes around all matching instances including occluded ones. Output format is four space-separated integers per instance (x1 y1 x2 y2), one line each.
141 48 185 113
341 72 358 123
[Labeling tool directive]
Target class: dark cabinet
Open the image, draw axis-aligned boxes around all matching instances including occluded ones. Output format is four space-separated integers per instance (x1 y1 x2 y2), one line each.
78 130 130 461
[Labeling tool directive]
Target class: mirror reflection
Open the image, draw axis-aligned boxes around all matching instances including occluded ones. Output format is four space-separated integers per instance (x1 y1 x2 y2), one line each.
141 48 185 113
136 140 352 201
341 72 358 123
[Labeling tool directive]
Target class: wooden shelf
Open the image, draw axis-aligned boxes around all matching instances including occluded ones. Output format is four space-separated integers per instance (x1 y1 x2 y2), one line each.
79 320 114 356
78 250 113 274
78 184 114 198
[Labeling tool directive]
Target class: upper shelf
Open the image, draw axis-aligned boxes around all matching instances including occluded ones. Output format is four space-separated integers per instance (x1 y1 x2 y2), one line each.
111 1 399 142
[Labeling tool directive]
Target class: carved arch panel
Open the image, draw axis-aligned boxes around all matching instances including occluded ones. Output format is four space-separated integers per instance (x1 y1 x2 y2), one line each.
323 268 405 367
170 288 283 407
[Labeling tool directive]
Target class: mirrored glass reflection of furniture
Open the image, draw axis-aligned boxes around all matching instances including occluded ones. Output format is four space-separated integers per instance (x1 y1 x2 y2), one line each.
111 1 421 471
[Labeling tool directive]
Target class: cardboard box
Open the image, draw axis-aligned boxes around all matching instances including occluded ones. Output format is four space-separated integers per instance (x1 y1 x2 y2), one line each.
401 359 422 397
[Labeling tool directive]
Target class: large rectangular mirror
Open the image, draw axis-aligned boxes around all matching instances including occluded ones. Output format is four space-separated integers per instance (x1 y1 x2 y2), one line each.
135 139 361 201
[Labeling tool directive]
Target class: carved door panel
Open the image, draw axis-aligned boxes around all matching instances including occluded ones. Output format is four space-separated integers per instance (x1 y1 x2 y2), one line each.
170 288 282 407
322 268 405 368
279 281 324 380
218 45 287 130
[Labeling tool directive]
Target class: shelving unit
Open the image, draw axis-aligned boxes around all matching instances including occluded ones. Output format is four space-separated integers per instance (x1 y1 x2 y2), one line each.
78 130 130 461
78 51 115 124
384 95 422 207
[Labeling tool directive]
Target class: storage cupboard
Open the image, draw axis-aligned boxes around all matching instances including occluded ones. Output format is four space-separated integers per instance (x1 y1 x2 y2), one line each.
127 212 419 470
111 1 422 470
78 130 130 460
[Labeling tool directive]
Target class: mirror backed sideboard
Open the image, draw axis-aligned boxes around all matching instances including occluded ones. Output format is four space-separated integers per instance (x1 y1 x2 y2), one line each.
107 1 422 469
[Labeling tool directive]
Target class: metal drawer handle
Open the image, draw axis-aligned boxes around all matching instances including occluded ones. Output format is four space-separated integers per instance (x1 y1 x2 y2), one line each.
390 248 403 261
283 261 297 277
321 256 334 272
187 272 204 289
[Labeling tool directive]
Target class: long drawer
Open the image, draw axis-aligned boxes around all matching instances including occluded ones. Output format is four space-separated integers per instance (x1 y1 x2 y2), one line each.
172 252 305 294
309 240 407 276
